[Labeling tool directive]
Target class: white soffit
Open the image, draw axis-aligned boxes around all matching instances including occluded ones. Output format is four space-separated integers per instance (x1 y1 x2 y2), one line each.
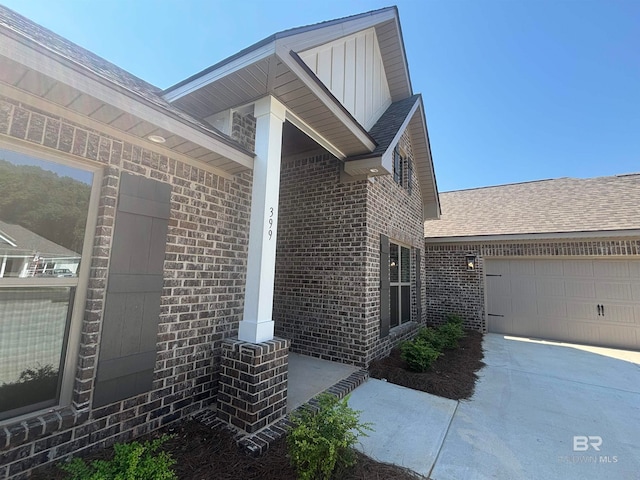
0 32 253 170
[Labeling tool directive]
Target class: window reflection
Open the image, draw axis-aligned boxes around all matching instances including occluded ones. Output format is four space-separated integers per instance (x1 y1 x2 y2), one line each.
0 150 92 279
0 147 92 419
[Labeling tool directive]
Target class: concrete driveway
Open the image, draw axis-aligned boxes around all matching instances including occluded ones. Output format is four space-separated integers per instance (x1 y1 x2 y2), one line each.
349 334 640 480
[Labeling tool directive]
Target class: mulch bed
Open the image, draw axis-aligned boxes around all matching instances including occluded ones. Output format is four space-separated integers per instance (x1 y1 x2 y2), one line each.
32 333 484 479
32 420 422 480
369 330 485 400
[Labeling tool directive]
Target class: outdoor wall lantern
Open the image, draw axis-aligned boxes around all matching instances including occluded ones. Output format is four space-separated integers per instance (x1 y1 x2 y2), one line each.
466 255 477 271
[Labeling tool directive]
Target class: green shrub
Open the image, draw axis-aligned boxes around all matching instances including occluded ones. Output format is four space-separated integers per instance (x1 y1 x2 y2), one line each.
60 435 176 480
445 313 464 325
416 327 445 351
401 339 441 372
437 321 465 350
287 393 372 480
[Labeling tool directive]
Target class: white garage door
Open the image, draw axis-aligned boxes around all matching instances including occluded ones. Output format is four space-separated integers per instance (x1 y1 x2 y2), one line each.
486 258 640 350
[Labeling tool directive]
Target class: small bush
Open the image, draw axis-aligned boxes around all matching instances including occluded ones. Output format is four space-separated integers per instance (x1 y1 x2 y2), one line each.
60 435 176 480
445 313 464 325
437 321 465 350
401 339 441 372
416 327 445 351
287 393 372 480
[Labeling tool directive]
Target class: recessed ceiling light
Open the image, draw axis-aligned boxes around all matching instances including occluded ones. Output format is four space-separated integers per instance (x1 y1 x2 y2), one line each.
369 168 379 173
148 135 166 144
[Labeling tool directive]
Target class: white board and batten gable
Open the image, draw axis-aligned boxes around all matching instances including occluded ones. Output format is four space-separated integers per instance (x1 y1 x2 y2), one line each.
298 28 392 131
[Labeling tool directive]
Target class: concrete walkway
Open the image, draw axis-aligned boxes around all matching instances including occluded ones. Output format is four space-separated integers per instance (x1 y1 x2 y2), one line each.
287 353 359 412
348 334 640 480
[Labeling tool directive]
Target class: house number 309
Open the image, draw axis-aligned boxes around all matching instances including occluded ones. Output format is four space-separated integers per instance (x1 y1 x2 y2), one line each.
267 207 274 240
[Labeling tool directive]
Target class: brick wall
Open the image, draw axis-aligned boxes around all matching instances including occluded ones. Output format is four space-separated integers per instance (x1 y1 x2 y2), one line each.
424 238 640 331
274 130 427 367
362 131 427 365
0 95 251 477
274 152 369 365
231 112 256 152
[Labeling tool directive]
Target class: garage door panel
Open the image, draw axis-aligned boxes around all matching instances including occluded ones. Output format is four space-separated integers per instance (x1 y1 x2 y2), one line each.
488 295 511 317
536 278 565 297
488 314 512 334
565 302 596 321
593 261 629 278
535 260 563 276
486 258 640 351
509 260 535 275
566 322 600 344
596 325 638 349
563 260 593 277
512 296 537 315
487 276 510 296
510 277 536 296
537 298 566 318
564 281 596 299
537 318 569 341
487 259 511 276
509 316 540 337
596 282 631 301
601 304 636 324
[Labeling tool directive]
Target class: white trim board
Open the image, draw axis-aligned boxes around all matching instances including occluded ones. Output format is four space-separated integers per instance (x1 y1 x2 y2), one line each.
424 230 640 243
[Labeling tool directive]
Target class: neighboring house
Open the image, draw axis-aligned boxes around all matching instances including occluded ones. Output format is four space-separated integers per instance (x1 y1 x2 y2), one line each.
424 174 640 351
0 220 81 277
0 5 439 476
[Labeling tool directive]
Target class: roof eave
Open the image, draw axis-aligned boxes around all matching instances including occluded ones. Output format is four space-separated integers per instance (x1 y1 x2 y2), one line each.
0 25 254 169
424 229 640 243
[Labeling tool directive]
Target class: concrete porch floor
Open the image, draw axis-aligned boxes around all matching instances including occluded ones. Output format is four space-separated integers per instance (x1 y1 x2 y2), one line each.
287 353 360 412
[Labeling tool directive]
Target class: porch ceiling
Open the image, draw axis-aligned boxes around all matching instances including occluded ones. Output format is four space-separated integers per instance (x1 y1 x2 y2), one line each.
168 53 373 158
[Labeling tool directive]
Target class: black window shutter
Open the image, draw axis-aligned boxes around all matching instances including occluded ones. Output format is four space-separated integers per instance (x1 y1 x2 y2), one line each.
380 234 390 338
93 173 171 408
416 249 422 323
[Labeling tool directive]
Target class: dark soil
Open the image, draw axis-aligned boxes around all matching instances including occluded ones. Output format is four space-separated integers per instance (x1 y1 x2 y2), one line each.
31 334 483 479
369 330 485 400
32 420 422 480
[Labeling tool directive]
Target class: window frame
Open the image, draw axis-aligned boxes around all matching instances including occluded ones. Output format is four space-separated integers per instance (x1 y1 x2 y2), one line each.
392 146 403 185
0 138 102 424
389 240 412 328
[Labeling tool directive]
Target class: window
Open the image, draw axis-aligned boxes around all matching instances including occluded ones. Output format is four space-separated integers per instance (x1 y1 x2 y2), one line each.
0 146 97 421
392 146 403 185
389 242 411 328
392 145 412 193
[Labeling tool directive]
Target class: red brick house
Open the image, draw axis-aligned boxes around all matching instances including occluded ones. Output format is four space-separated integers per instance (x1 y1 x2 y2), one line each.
0 6 439 476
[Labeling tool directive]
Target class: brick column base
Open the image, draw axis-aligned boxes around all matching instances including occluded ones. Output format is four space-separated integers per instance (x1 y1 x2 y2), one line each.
218 337 290 434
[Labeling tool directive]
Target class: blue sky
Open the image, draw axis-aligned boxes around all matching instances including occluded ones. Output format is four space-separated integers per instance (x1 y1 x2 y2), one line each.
3 0 638 192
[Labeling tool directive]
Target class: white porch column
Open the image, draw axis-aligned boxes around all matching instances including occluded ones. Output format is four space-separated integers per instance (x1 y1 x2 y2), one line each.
238 96 286 343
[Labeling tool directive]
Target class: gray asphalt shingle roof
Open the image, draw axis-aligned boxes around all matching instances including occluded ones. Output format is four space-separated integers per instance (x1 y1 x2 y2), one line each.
424 173 640 238
0 220 79 257
368 95 420 155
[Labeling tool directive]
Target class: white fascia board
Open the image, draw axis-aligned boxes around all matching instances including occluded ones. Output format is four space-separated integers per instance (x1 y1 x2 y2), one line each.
424 229 640 243
413 101 441 220
276 45 375 152
0 233 17 247
284 110 345 159
283 9 396 54
162 42 276 103
1 34 253 169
